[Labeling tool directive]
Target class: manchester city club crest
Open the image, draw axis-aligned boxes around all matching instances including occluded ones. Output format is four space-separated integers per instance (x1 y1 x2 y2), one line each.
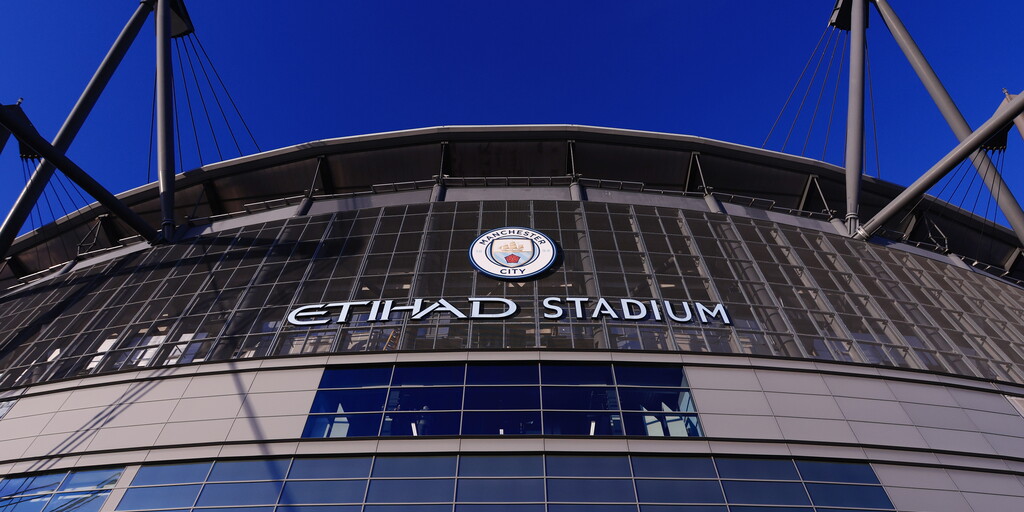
470 227 557 279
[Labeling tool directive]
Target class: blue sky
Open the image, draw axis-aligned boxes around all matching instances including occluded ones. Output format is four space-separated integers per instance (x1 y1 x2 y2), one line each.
2 1 1023 230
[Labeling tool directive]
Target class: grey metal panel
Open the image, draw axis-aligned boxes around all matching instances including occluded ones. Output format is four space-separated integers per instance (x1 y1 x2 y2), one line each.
901 403 979 430
947 468 1024 495
888 381 960 406
917 427 997 455
754 370 831 395
835 396 913 424
306 190 432 216
697 414 784 439
883 487 973 512
873 463 955 489
443 187 572 202
824 374 897 399
182 373 256 398
764 392 845 419
849 421 930 448
962 493 1024 511
684 367 763 391
167 395 245 422
950 388 1019 414
226 415 307 442
775 417 859 443
691 390 773 415
248 368 324 393
962 409 1024 437
238 391 316 417
154 418 234 445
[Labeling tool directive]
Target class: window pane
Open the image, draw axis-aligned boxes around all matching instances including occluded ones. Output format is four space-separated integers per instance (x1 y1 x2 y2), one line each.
303 414 382 438
391 365 464 386
542 387 618 410
715 459 799 480
208 459 290 481
456 479 544 502
614 364 688 387
547 455 631 477
365 479 455 503
458 455 543 476
546 479 635 502
0 474 64 497
795 460 879 484
461 411 541 435
618 389 695 412
631 456 716 478
364 506 452 512
0 495 50 512
116 485 202 510
457 505 544 512
59 469 122 491
721 481 810 506
640 506 728 512
635 480 724 504
131 463 211 485
42 491 110 512
278 507 360 512
288 457 372 479
386 388 463 411
541 363 613 385
196 482 284 506
381 412 461 436
278 480 367 504
320 366 393 388
311 389 388 413
463 387 540 409
466 363 539 385
543 412 623 435
548 507 637 512
805 483 894 509
622 413 702 437
372 456 457 477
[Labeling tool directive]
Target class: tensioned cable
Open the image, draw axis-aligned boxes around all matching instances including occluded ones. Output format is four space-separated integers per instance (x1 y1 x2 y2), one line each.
174 38 205 165
21 158 49 267
954 156 982 215
895 157 968 229
802 27 843 156
763 26 831 148
172 66 184 173
783 28 839 152
182 35 225 160
821 31 848 161
865 40 881 179
147 70 157 184
53 170 87 214
191 33 260 152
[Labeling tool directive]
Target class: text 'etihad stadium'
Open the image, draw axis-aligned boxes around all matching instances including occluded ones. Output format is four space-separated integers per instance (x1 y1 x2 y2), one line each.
287 297 731 326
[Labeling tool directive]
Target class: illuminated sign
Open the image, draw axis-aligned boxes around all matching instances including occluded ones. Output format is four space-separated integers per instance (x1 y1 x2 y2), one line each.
470 227 557 279
286 297 731 325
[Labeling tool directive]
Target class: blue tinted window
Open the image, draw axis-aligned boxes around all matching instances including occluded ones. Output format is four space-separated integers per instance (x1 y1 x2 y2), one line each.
0 473 65 497
805 483 893 508
311 389 388 413
386 388 463 411
303 414 382 438
543 412 623 435
456 479 544 502
320 366 392 388
372 456 457 477
546 479 636 502
721 481 810 506
58 469 122 491
392 365 464 386
541 363 613 385
196 482 284 506
288 457 372 479
462 411 541 435
458 455 543 476
795 460 879 484
549 506 637 512
727 508 811 512
278 480 367 504
464 387 540 409
635 480 724 504
116 484 202 510
365 479 455 503
381 412 461 436
619 389 694 412
0 495 49 512
466 364 539 385
614 364 688 387
623 413 702 437
364 506 452 512
278 507 360 512
42 491 110 512
457 505 544 512
640 507 728 512
715 459 799 480
131 462 211 485
542 387 618 410
631 456 716 478
547 455 631 476
208 459 290 481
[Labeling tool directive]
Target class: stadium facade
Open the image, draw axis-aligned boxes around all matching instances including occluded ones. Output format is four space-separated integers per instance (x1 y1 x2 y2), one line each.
2 125 1024 512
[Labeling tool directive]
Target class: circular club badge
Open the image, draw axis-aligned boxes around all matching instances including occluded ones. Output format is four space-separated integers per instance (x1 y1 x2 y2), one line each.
470 227 557 279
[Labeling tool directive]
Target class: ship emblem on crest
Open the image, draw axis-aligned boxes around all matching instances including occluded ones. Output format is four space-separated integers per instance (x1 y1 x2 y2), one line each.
470 227 557 279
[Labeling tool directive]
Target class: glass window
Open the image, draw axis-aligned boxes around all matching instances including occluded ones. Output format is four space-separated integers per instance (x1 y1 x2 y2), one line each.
311 389 388 413
466 363 539 385
278 480 367 504
804 483 894 509
543 412 623 435
618 389 695 412
0 495 50 512
0 474 65 497
365 479 455 503
386 387 463 411
288 457 372 479
208 459 290 482
462 411 541 435
42 491 110 512
278 507 360 512
614 364 688 387
57 469 122 492
546 479 636 502
116 484 202 510
131 462 211 485
458 455 543 476
715 459 799 480
721 481 810 506
542 387 618 410
372 456 457 477
320 366 393 388
635 480 724 504
795 460 879 484
639 506 728 512
541 363 614 385
547 455 631 477
303 414 382 438
456 479 544 502
457 505 545 512
391 365 464 386
623 413 702 437
549 507 638 512
464 387 540 409
381 412 461 436
631 456 716 478
196 482 284 506
364 506 452 512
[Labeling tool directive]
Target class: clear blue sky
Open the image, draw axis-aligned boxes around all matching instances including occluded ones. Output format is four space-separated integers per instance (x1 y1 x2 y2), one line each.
2 0 1023 230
